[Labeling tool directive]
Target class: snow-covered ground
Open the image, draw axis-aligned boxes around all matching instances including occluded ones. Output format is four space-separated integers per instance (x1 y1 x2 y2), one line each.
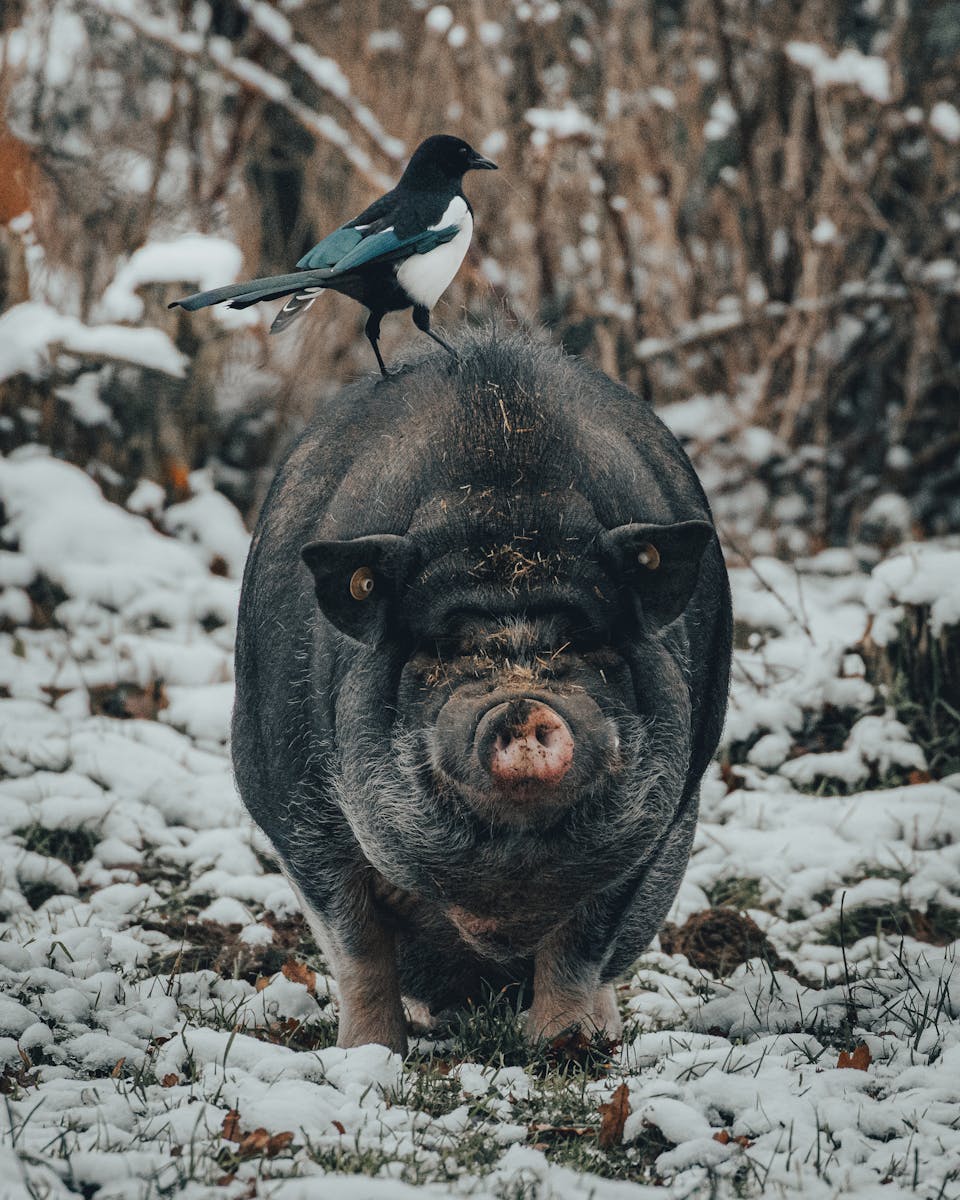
1 449 958 1200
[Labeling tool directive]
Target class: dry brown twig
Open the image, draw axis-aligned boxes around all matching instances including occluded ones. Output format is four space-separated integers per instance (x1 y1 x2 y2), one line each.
80 0 395 189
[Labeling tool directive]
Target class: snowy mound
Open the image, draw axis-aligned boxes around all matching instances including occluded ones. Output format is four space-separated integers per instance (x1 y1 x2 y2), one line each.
865 542 960 642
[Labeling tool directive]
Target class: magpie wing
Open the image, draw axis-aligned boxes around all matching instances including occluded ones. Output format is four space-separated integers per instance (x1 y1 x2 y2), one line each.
323 224 460 277
296 191 398 270
296 226 364 270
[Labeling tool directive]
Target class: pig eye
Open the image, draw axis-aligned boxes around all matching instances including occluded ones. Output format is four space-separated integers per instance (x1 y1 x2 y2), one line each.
636 543 660 570
349 566 375 600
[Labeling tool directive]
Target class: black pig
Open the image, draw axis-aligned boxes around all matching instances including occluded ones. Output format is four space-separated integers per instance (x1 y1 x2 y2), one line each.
233 330 731 1052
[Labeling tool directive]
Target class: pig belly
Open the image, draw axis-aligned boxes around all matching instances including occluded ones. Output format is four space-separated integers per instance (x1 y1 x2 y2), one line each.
396 920 532 1014
371 877 533 1011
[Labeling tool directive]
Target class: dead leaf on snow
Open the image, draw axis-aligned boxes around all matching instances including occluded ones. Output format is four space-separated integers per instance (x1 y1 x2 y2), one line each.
280 958 316 994
713 1129 754 1148
837 1043 871 1071
232 1128 294 1159
237 1129 272 1156
0 1058 39 1095
598 1082 631 1148
221 1110 242 1142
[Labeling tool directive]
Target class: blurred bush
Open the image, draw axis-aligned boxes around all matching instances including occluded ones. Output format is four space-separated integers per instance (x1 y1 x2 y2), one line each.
1 0 958 545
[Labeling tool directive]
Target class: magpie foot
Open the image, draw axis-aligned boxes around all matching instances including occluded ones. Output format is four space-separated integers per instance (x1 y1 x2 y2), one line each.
365 312 390 377
412 305 458 360
374 363 404 382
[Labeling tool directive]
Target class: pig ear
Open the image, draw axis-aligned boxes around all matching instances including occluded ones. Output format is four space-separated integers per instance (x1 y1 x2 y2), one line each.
602 519 715 627
301 534 417 644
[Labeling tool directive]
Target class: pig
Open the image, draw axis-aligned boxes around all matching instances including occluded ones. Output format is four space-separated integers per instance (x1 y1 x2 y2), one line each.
232 329 732 1053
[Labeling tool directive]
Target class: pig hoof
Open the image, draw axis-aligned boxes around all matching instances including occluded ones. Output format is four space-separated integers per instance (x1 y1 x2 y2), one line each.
336 1018 408 1055
526 984 623 1045
403 997 437 1033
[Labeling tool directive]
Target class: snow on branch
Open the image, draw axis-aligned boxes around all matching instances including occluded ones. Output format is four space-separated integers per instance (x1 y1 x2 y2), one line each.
97 234 256 330
525 103 598 144
0 302 188 380
235 0 405 163
786 41 892 104
634 273 960 363
81 0 395 191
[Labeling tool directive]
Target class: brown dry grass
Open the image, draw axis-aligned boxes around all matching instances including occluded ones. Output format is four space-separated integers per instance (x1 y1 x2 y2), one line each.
1 0 958 537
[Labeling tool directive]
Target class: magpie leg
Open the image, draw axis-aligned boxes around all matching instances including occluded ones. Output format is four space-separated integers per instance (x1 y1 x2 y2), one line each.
412 305 457 359
365 311 389 377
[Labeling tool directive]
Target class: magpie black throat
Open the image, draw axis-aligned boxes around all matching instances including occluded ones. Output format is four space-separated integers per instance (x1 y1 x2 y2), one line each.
169 134 498 376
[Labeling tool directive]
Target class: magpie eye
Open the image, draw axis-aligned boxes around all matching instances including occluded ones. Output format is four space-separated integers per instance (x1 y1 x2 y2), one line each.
636 543 660 570
350 567 375 600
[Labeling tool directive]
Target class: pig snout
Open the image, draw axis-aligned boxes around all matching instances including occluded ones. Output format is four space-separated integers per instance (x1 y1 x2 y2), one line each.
432 690 613 821
478 700 574 786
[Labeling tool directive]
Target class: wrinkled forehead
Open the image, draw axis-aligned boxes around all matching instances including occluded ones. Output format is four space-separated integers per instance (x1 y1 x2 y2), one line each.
407 486 601 543
419 612 578 659
402 488 615 638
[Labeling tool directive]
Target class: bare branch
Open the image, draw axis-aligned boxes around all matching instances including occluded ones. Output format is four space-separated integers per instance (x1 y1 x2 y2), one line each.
235 0 405 164
81 0 395 191
633 277 960 364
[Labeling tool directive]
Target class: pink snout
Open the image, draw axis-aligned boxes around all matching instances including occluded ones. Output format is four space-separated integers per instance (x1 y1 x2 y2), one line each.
481 700 574 787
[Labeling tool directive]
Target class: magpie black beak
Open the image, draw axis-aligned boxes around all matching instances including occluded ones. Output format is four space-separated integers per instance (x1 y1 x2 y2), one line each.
469 154 498 171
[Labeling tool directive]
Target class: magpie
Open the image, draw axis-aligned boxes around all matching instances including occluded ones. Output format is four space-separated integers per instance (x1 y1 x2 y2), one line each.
169 134 497 375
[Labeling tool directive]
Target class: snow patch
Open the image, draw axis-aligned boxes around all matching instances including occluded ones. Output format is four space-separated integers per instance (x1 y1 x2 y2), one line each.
930 100 960 144
0 303 187 382
525 103 598 142
786 41 891 103
865 543 960 639
99 235 244 322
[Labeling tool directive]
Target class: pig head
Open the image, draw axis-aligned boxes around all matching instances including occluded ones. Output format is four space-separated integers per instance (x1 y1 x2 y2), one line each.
232 331 732 1052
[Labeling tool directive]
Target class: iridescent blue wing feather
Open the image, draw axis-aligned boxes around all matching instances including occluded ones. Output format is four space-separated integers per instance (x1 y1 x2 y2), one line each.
296 227 364 270
325 225 459 276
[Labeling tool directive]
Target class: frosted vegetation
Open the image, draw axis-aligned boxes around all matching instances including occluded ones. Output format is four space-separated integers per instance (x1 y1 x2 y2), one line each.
0 450 957 1199
2 0 958 539
0 1 958 1198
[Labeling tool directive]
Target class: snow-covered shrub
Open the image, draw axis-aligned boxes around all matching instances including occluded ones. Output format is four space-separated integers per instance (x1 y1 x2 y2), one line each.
1 0 958 541
862 544 960 776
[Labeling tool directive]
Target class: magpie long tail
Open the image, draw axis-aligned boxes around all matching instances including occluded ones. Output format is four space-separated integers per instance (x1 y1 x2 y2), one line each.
168 269 332 313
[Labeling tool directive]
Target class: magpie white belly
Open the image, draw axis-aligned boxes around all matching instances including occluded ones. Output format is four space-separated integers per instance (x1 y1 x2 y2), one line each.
396 202 473 310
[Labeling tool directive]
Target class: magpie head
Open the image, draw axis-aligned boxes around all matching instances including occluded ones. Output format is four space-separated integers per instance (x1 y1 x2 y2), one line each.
401 135 498 189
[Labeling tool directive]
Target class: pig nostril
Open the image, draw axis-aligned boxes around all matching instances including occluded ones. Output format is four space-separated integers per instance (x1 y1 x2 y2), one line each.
480 701 575 787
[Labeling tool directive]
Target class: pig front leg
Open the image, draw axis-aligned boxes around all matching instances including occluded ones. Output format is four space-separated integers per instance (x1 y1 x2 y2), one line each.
527 928 623 1044
333 923 407 1053
287 874 407 1053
